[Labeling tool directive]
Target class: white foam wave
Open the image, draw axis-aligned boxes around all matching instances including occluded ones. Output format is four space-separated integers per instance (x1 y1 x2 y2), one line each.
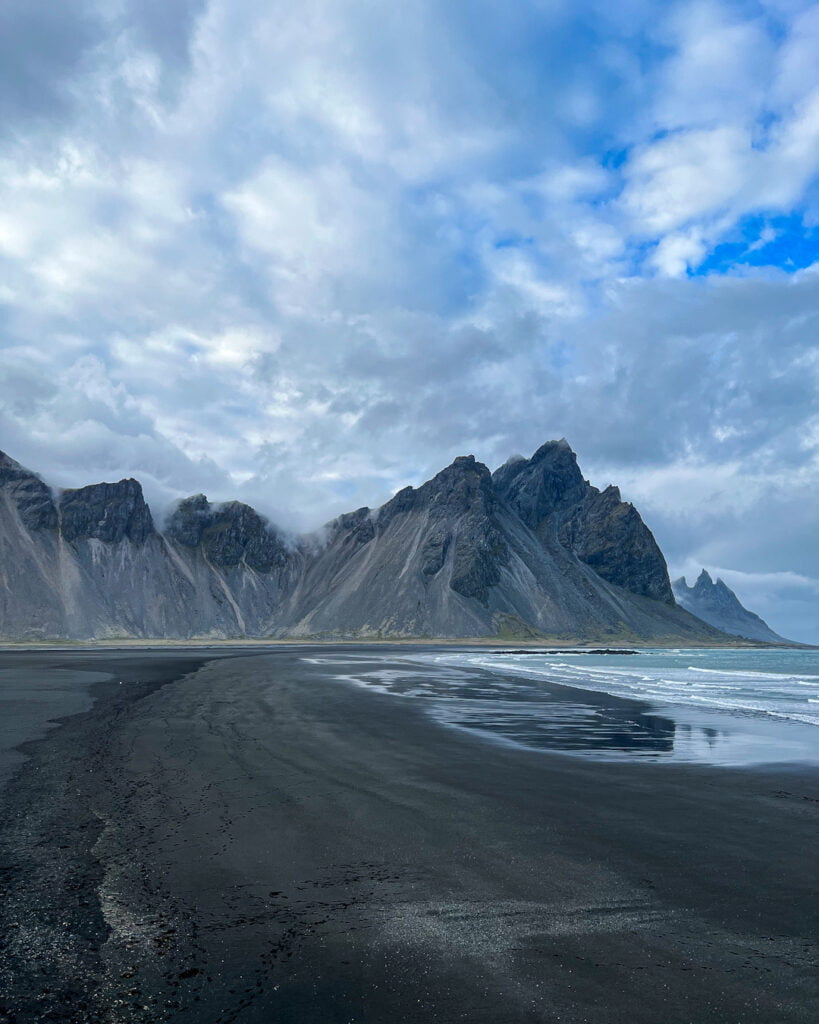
686 666 819 680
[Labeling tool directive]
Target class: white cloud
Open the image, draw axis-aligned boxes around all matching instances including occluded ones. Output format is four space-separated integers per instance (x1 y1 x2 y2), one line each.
756 87 819 207
621 126 748 236
649 228 708 277
608 6 819 274
224 158 392 314
651 3 773 132
770 4 819 107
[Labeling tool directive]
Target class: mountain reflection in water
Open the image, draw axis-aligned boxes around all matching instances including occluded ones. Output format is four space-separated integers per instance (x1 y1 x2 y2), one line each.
314 658 691 760
428 693 680 757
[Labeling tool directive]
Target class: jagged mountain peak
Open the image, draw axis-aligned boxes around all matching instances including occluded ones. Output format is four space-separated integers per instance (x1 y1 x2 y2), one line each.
327 505 376 546
494 441 673 605
0 450 24 472
180 492 209 507
672 570 790 643
531 436 573 459
374 455 495 531
425 453 490 483
167 492 286 572
166 494 213 547
688 570 739 601
682 570 745 611
420 454 493 505
58 478 154 545
493 440 587 527
0 450 58 531
0 451 48 488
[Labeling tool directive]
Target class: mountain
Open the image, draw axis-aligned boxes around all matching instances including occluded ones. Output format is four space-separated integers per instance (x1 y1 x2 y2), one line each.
492 440 674 604
0 442 731 642
672 570 790 643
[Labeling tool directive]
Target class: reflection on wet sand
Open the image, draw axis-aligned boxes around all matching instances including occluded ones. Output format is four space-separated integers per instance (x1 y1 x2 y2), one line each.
314 658 688 759
430 694 679 757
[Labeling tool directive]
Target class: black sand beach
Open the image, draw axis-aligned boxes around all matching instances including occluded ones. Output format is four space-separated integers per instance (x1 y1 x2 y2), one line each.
0 646 816 1023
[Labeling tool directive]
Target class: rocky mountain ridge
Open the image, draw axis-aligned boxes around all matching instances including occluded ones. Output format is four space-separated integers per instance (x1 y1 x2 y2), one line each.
672 569 790 643
0 442 730 642
493 440 674 604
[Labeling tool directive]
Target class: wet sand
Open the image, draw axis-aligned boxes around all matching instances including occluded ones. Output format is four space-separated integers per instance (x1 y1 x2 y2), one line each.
0 646 816 1023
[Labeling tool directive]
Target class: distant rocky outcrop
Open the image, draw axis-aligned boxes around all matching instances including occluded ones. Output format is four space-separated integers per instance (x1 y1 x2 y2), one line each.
0 443 738 642
672 570 790 643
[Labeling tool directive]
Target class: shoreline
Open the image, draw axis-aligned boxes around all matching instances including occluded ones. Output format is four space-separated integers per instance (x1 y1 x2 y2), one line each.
1 646 817 1022
0 635 812 651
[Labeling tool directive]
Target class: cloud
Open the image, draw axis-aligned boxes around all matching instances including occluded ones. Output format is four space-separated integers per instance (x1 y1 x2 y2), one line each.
650 2 773 132
0 1 103 129
621 126 749 236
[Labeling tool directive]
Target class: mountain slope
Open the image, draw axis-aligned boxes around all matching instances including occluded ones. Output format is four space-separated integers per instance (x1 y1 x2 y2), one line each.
0 445 732 642
672 570 790 643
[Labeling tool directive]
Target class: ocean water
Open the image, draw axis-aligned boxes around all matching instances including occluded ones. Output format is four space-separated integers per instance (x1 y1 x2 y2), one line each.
416 648 819 727
308 647 819 766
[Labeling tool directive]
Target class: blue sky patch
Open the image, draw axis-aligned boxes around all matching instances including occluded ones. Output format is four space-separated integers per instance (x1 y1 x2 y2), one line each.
696 215 819 276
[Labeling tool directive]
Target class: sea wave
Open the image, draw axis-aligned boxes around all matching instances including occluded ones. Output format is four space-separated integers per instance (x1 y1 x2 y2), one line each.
408 650 819 728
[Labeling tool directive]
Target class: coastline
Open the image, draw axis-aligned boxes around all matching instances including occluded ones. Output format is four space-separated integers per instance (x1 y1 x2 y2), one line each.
0 646 817 1022
0 634 811 650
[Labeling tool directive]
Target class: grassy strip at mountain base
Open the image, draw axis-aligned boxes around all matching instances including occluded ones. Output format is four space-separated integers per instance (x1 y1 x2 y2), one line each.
0 633 804 650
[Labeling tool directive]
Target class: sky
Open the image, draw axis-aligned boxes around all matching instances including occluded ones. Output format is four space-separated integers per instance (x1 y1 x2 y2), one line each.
0 0 818 641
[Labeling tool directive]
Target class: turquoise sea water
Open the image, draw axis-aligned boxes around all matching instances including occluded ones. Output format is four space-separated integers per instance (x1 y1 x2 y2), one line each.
417 647 819 726
310 647 819 766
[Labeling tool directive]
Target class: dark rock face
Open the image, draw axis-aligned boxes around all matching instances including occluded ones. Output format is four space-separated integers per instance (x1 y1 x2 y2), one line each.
673 570 789 643
411 455 507 605
59 479 154 544
560 486 674 605
371 456 509 602
167 496 287 572
419 529 449 577
331 507 376 547
0 452 58 531
493 440 674 605
493 440 587 528
278 452 521 636
376 486 418 530
165 494 210 547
